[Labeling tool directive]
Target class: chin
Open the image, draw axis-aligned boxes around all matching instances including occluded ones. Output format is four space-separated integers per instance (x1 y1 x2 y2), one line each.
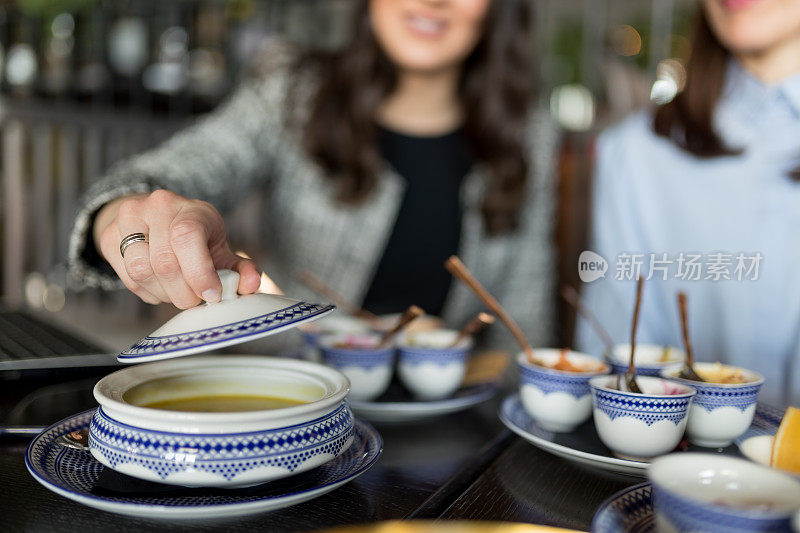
389 49 463 74
717 24 789 55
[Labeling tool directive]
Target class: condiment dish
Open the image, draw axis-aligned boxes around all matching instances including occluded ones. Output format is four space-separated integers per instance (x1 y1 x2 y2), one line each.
397 329 472 400
518 349 609 432
590 375 695 460
662 362 764 447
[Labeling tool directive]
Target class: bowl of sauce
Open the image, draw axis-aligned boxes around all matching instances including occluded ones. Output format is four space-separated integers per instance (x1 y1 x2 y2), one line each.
90 355 353 487
661 362 764 448
517 349 610 432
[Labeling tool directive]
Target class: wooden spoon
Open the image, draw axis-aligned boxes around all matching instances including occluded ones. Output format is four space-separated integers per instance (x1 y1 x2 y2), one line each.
445 256 534 361
298 269 377 320
450 312 495 348
677 292 704 382
377 305 425 348
560 285 615 356
618 277 644 393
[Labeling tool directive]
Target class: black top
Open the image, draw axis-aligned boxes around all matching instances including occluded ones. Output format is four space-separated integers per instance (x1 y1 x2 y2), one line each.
361 126 472 316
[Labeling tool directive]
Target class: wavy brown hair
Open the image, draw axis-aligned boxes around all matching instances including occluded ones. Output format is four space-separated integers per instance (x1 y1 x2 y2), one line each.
653 8 800 180
297 0 537 234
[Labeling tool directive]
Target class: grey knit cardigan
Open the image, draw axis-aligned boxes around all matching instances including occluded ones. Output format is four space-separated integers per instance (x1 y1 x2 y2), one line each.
67 55 558 352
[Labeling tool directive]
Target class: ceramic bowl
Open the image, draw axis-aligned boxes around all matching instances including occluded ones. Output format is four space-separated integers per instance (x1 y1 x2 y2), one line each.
608 343 685 376
89 355 353 488
318 333 395 401
298 315 372 362
517 349 610 432
650 453 800 533
396 329 472 400
589 375 695 460
371 314 443 333
661 362 764 447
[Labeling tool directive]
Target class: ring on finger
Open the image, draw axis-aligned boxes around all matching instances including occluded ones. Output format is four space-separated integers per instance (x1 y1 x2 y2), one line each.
120 233 149 258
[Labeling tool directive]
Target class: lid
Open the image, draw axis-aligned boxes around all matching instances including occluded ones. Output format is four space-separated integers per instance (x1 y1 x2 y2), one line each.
118 269 335 363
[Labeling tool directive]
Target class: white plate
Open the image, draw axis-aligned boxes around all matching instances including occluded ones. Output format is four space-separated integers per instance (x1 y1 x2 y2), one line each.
26 409 382 519
499 394 648 476
499 395 783 477
349 383 498 423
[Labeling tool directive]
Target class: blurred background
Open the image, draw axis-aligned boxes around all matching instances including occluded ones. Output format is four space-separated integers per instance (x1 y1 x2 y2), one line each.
0 0 694 350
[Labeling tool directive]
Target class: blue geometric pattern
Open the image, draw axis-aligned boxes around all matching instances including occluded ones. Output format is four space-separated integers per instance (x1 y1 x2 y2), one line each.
89 404 353 481
519 363 603 399
592 482 655 533
687 382 762 413
652 481 794 532
120 302 335 359
592 388 692 426
610 361 671 377
397 346 468 366
25 409 382 513
735 403 784 445
321 347 395 370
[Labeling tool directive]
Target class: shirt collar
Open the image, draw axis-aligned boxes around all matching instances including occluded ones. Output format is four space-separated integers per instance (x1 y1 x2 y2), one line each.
722 59 800 119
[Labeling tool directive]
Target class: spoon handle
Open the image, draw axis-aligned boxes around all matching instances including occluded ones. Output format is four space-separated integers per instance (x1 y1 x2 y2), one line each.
445 256 534 361
450 313 495 348
377 305 425 348
626 277 645 392
560 285 615 354
677 292 695 368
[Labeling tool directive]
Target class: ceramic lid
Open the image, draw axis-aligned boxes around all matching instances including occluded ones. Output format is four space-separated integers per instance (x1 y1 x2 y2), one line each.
118 269 335 363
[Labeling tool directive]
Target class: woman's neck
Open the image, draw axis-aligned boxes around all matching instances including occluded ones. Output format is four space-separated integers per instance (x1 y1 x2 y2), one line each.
736 34 800 84
377 68 463 136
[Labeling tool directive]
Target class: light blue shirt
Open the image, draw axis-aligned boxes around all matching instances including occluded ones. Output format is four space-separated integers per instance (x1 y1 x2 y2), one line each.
576 61 800 408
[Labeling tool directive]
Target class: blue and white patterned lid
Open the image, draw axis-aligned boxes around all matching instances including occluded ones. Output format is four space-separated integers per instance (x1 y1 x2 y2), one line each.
118 270 335 363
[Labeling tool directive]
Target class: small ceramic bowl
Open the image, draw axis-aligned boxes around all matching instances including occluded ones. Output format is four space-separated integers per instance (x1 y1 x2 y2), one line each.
650 454 800 533
589 375 696 460
371 314 443 334
396 329 472 401
319 333 395 401
608 343 685 376
517 349 610 432
90 355 353 488
661 362 764 447
298 315 372 362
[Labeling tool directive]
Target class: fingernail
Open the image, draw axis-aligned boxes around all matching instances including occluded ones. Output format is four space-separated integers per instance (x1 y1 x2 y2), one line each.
202 289 220 303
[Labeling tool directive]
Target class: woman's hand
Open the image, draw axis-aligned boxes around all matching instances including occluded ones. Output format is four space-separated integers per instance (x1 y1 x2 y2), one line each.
93 189 261 308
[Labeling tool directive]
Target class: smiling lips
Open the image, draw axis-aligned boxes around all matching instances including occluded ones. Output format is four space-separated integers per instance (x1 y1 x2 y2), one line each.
720 0 763 10
405 13 447 38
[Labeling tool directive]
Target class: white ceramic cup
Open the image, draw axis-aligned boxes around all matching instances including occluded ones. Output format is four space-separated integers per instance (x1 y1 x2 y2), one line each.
518 349 610 432
397 330 471 400
650 453 800 533
318 333 395 401
590 375 696 460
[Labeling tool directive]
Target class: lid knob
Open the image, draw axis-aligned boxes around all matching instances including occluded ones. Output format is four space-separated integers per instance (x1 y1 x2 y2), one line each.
217 269 240 301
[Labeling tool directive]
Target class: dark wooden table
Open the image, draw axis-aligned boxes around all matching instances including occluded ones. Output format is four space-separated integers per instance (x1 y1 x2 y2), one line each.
0 369 640 532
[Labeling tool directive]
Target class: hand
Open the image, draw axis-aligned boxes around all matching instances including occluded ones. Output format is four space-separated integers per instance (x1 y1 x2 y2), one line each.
93 189 261 308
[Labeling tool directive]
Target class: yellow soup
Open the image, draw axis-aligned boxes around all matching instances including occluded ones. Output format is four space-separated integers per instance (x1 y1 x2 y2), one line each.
143 395 306 412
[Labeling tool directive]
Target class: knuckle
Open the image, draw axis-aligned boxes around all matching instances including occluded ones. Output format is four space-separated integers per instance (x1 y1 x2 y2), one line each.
117 199 142 219
126 257 154 283
148 189 176 206
169 219 204 245
151 249 180 278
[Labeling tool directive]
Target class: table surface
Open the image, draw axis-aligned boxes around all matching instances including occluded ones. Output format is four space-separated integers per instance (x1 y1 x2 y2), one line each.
0 366 644 533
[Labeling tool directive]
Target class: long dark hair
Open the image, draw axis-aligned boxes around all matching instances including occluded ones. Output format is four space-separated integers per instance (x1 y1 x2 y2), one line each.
653 8 800 180
298 0 537 234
